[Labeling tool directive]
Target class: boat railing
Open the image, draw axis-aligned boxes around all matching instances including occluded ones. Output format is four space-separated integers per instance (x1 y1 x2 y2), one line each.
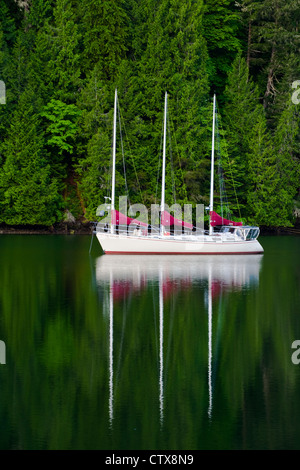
95 222 206 238
219 225 260 241
96 222 159 236
95 222 260 241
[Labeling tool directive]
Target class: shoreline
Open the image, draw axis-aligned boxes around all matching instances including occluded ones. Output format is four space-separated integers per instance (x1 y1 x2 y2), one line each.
0 223 299 236
0 222 93 235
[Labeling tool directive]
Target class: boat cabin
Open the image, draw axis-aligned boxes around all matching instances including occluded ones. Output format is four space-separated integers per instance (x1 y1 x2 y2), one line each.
219 225 260 240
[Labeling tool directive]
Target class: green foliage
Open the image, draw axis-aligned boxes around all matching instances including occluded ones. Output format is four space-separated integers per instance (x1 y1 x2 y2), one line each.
27 0 54 30
0 90 63 226
222 53 264 212
238 0 300 111
247 98 299 227
76 130 113 221
222 53 299 226
0 2 17 48
120 0 211 206
0 0 298 228
203 0 242 96
64 180 83 220
45 0 81 102
77 0 129 79
41 99 82 155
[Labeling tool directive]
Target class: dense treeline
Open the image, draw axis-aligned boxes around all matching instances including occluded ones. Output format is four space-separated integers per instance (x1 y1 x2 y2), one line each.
0 0 299 228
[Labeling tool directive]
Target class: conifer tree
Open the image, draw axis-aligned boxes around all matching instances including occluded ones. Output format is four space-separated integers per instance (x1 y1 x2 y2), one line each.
246 114 278 225
0 1 18 49
77 0 129 80
76 71 128 220
271 97 299 223
125 0 211 207
222 53 264 213
266 53 300 130
44 0 81 103
26 0 54 30
247 101 299 227
124 0 153 62
237 0 300 112
203 0 242 97
75 66 110 220
0 27 11 141
0 88 63 225
0 0 298 228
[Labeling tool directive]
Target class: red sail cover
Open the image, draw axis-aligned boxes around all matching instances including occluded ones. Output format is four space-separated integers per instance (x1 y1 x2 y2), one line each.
111 210 148 227
210 211 242 227
161 210 194 229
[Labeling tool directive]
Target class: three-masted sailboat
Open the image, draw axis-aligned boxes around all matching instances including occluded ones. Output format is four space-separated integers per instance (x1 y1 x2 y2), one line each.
96 90 264 255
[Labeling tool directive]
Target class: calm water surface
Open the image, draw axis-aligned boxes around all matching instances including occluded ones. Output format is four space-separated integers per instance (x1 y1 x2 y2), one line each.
0 234 299 450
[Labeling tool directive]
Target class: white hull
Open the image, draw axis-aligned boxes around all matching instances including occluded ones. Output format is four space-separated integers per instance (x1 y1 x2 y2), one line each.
96 232 264 255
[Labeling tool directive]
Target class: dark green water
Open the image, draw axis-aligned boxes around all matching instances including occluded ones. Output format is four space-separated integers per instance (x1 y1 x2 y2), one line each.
0 234 299 450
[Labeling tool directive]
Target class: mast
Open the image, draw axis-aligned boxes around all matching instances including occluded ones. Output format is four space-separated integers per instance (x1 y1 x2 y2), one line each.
207 265 213 419
160 92 167 235
111 88 117 234
209 94 216 235
159 267 164 426
109 271 114 428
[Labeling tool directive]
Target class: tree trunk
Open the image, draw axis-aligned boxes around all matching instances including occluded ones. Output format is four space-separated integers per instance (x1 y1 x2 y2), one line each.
263 44 276 109
246 21 252 71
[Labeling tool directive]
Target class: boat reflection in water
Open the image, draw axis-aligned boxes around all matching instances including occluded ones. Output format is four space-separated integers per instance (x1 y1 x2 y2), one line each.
95 254 263 427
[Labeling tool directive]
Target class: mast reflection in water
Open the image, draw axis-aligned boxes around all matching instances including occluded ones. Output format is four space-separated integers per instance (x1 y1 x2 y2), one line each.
96 255 263 429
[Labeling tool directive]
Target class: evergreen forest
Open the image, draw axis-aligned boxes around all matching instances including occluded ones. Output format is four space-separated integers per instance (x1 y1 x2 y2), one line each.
0 0 299 230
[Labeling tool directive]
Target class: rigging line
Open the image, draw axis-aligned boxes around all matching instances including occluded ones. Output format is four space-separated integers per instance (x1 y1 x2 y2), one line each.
158 271 164 427
215 111 231 220
155 119 164 205
117 99 130 204
115 294 131 392
151 279 160 370
164 289 176 391
215 100 242 221
212 294 225 387
107 114 114 203
169 110 188 202
167 111 177 204
118 100 145 206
